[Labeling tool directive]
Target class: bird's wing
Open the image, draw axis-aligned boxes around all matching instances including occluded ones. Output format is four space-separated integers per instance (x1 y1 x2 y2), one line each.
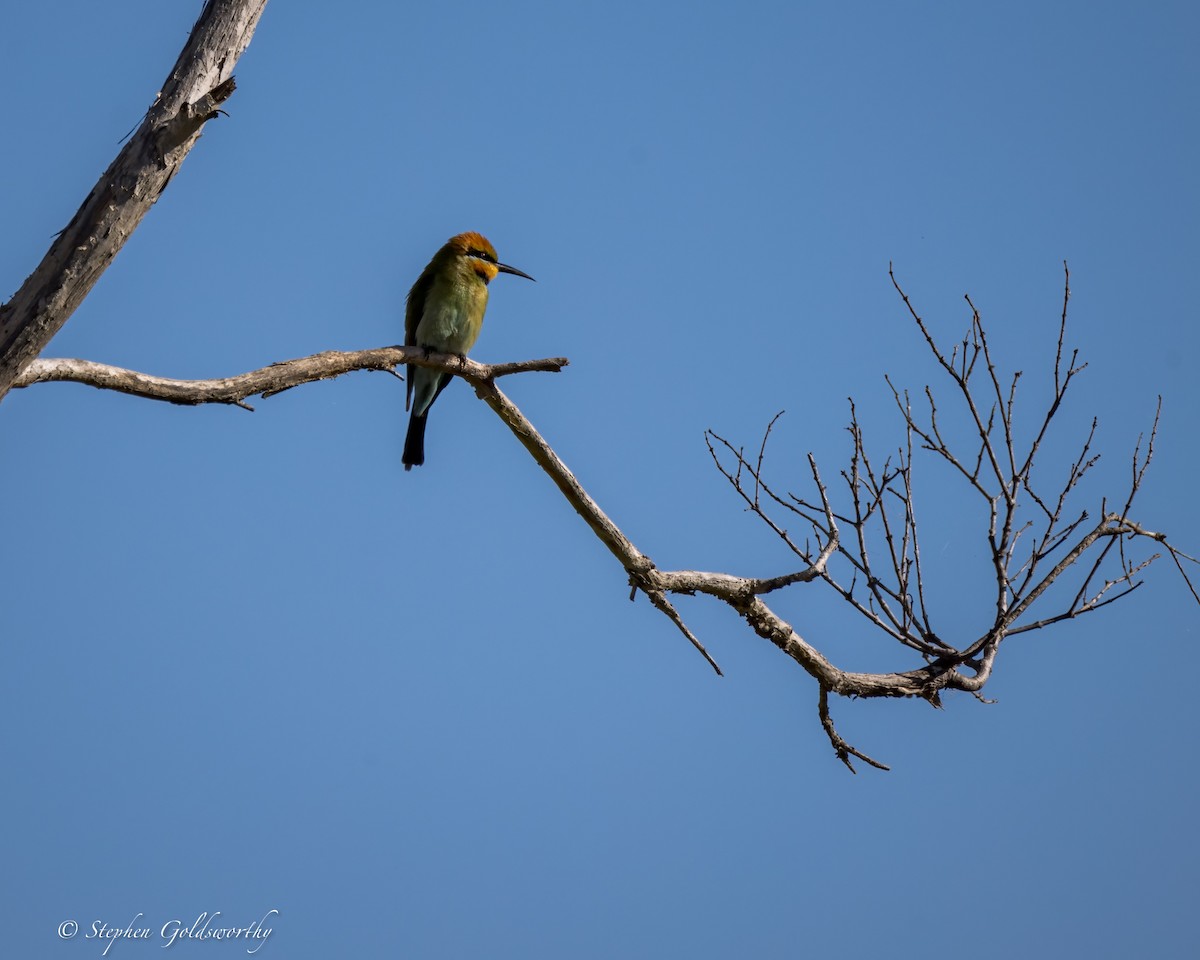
404 266 435 410
404 269 432 347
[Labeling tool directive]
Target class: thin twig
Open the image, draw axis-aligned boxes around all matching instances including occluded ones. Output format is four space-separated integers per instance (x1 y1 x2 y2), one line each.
818 687 890 773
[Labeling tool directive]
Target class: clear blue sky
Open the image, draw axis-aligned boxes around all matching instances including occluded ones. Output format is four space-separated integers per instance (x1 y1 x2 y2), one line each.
3 1 1198 956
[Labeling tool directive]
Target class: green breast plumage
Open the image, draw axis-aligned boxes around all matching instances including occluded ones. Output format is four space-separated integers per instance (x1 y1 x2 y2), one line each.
414 268 490 355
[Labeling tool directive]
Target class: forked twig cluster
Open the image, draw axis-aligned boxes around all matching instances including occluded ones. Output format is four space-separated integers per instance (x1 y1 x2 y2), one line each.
706 263 1197 769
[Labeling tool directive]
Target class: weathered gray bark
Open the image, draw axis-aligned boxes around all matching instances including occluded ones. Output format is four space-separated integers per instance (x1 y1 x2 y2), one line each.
0 0 269 402
13 350 568 408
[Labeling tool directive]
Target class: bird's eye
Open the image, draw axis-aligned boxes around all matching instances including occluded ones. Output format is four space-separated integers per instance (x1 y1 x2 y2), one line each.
469 248 496 263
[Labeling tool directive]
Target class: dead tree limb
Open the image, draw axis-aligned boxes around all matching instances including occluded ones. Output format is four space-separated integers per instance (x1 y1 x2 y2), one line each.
0 0 270 403
14 266 1197 770
13 350 568 410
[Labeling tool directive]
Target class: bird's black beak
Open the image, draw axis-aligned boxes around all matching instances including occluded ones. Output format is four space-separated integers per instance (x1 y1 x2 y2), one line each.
497 262 536 282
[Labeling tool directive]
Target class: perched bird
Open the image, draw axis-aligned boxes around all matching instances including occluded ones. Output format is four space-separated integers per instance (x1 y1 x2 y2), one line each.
402 232 534 470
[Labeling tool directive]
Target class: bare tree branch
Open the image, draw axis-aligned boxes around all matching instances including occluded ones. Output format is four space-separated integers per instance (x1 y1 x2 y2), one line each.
705 264 1197 763
0 0 270 402
16 338 1034 715
13 350 568 409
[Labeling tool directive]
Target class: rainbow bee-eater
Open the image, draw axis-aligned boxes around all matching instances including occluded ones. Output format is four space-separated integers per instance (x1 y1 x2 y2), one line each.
402 231 534 470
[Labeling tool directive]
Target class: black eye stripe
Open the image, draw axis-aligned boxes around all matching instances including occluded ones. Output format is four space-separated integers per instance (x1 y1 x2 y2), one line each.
468 248 497 263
